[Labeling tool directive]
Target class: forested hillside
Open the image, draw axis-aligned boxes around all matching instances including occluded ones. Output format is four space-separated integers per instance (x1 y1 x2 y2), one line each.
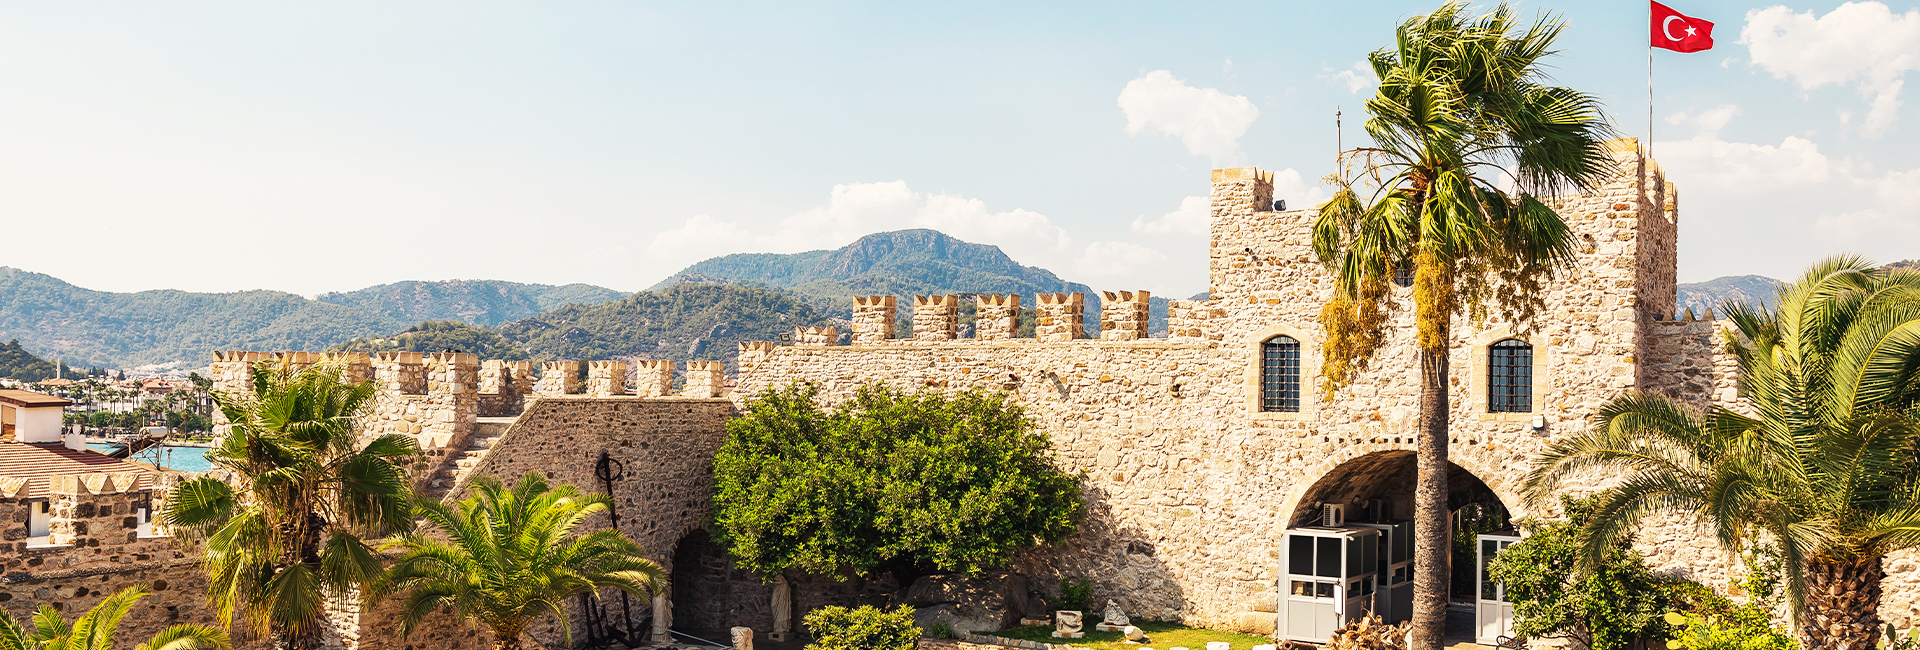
316 280 623 327
502 283 834 369
652 229 1171 332
329 320 530 360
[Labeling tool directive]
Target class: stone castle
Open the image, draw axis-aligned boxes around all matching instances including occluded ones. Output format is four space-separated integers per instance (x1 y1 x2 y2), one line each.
8 138 1920 647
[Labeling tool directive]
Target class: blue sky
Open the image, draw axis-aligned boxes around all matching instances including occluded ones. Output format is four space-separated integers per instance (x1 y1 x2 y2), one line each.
0 1 1913 298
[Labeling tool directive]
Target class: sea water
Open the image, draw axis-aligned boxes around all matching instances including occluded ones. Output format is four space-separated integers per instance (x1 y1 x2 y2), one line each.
87 443 215 473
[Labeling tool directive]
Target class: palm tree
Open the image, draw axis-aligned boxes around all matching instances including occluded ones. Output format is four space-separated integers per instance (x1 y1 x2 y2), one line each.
1524 257 1920 650
160 359 418 650
0 585 229 650
1311 3 1614 646
374 472 666 650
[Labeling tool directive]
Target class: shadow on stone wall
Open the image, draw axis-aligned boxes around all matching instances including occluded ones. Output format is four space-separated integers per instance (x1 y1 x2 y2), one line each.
1008 484 1188 624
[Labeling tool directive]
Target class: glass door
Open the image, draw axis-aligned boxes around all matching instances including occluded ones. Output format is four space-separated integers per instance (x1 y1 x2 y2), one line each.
1475 534 1520 644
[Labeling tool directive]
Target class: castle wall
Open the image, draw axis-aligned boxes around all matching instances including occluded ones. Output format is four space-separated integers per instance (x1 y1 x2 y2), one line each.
729 142 1767 632
345 396 737 650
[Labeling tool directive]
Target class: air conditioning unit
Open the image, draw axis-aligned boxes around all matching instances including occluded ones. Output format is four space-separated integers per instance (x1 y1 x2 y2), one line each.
1322 503 1347 528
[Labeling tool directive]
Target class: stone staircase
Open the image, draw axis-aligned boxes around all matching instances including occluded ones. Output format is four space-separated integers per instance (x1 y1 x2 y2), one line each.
424 415 520 499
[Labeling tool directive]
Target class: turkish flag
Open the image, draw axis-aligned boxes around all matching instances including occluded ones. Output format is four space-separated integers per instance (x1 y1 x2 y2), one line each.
1651 2 1714 52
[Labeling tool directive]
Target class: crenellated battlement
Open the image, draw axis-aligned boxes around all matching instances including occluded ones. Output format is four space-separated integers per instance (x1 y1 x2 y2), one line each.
912 295 960 341
1099 290 1151 341
851 295 897 343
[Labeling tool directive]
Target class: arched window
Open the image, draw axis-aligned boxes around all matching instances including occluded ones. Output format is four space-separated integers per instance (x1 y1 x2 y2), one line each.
1488 339 1533 413
1262 335 1301 412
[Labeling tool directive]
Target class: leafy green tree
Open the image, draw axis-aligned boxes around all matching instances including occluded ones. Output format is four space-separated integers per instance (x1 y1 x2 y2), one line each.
0 585 229 650
803 605 921 650
1311 3 1615 645
160 360 417 650
373 472 663 650
1524 257 1920 650
713 383 1083 581
1487 497 1671 650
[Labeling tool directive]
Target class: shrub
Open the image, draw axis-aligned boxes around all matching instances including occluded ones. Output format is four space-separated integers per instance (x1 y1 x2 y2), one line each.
805 605 923 650
1058 577 1093 612
1487 497 1671 650
713 383 1084 579
1662 549 1792 650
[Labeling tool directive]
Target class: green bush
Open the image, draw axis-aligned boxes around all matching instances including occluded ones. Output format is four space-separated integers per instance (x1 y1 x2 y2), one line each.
712 383 1084 578
1662 550 1792 650
1487 497 1670 650
1058 577 1093 612
805 605 923 650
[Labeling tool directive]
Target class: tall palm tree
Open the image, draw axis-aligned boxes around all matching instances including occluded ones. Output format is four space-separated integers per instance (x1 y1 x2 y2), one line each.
373 472 666 650
1311 3 1614 646
0 585 229 650
1524 257 1920 650
161 360 418 650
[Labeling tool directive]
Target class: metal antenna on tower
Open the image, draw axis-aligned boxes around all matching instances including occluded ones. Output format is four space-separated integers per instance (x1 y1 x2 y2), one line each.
1336 106 1343 156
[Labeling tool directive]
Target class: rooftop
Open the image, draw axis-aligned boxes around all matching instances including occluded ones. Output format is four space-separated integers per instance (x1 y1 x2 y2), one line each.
0 442 154 498
0 389 73 408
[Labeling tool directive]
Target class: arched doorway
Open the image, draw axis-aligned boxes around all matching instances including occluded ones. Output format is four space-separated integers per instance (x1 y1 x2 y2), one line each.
1278 450 1517 644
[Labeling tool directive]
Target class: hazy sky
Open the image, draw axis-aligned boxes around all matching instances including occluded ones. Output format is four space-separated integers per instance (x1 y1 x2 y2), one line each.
0 1 1914 298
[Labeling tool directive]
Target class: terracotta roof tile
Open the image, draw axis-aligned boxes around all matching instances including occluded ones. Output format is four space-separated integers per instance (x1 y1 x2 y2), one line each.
0 442 154 499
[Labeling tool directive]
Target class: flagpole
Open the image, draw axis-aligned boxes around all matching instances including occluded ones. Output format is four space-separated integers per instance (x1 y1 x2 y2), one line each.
1648 2 1654 159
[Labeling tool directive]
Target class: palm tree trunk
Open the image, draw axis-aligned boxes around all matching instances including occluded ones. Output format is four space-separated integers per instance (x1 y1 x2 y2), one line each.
1410 246 1456 650
1802 555 1884 650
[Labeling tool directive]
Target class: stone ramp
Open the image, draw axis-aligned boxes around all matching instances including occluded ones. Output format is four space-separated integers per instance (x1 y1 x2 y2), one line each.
423 415 519 499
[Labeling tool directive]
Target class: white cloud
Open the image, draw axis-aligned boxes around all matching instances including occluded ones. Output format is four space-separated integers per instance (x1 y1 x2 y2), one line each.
1117 70 1260 165
1073 241 1169 278
1331 60 1376 94
1743 2 1920 135
1271 168 1331 208
642 214 752 276
1666 104 1742 136
1131 195 1210 235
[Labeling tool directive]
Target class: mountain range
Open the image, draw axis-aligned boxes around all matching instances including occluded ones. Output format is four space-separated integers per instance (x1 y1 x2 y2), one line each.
0 238 1909 374
0 267 626 367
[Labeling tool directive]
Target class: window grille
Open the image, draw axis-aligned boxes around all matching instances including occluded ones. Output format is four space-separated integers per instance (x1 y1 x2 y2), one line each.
1489 339 1533 413
1262 336 1301 412
1392 262 1415 287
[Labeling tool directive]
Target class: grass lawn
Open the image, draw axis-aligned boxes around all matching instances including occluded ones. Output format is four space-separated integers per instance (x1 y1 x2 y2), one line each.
984 621 1272 650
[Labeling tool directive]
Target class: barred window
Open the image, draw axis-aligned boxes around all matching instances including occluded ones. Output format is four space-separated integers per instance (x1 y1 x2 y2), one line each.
1489 339 1533 413
1262 336 1301 412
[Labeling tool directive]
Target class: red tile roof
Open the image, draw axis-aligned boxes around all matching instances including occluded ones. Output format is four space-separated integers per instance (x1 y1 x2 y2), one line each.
0 442 154 499
0 389 72 408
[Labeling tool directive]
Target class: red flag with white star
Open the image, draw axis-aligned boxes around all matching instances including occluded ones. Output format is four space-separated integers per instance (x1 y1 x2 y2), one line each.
1651 1 1714 52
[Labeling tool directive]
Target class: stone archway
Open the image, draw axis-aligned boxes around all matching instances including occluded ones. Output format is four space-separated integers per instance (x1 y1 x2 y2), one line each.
1275 441 1534 530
